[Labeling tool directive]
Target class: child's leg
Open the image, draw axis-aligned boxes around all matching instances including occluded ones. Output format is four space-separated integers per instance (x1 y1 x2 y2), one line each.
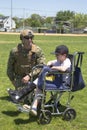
31 87 42 116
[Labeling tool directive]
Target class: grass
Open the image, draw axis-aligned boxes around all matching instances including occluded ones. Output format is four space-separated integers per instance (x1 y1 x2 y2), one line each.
0 33 87 130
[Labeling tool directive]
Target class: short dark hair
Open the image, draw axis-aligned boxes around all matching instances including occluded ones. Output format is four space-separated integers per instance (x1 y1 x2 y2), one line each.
55 45 69 56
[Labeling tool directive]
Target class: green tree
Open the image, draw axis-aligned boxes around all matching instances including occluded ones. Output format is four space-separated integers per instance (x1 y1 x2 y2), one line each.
13 17 24 28
30 14 42 27
73 13 87 29
55 10 75 21
55 10 75 33
0 14 4 17
45 17 53 24
24 18 32 27
43 17 54 29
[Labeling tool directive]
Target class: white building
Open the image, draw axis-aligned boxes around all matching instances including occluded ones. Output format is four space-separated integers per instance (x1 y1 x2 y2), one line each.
0 16 16 31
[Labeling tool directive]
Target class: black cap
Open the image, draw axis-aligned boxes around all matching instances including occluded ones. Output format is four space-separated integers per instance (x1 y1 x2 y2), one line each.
52 45 69 56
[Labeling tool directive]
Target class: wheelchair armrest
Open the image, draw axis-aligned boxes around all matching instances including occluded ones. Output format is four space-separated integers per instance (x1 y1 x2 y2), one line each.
77 52 84 55
30 64 46 81
32 64 45 70
44 70 72 80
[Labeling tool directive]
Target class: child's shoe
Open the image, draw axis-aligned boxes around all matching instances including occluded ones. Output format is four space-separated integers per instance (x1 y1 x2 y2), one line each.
23 104 31 110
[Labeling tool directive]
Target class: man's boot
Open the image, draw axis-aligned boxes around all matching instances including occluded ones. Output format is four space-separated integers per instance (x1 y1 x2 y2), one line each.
7 83 36 103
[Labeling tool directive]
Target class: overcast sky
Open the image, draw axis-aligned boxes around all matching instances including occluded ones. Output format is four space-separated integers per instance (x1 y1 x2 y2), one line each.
0 0 87 17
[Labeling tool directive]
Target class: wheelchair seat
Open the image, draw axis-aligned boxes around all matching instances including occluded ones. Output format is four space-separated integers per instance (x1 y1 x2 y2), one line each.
37 66 71 92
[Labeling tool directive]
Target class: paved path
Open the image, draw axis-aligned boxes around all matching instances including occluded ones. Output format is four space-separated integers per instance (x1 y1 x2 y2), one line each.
0 32 87 36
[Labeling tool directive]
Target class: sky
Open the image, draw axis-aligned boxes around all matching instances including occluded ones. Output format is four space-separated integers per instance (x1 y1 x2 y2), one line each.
0 0 87 18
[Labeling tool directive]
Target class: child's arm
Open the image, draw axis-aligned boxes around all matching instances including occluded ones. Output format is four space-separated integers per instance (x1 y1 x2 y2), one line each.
51 59 71 72
51 65 68 72
47 60 57 67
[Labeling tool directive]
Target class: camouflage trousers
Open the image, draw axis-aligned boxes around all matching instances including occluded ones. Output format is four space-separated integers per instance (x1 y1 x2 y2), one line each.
14 76 35 104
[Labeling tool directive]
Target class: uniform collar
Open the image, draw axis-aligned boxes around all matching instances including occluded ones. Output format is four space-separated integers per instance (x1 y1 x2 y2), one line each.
31 44 37 53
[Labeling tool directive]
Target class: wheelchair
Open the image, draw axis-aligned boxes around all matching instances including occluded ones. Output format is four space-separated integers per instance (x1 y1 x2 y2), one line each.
36 51 85 124
7 52 85 124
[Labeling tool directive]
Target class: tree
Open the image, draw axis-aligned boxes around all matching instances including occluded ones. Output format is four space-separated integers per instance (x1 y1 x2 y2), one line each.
55 10 75 21
43 17 54 29
73 13 87 29
30 14 42 27
54 10 75 33
24 18 32 27
45 17 53 24
13 17 24 28
0 14 4 17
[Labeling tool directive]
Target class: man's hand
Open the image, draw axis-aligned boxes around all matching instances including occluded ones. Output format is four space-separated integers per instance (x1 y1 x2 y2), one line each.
22 75 31 83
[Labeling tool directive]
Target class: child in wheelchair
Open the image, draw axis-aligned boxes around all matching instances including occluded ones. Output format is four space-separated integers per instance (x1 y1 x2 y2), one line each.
30 45 71 116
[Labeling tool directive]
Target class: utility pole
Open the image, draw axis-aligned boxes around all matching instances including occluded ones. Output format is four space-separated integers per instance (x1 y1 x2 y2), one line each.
11 0 12 30
23 8 25 30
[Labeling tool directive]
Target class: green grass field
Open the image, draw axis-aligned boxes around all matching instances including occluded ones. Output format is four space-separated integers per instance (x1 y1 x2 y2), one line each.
0 33 87 130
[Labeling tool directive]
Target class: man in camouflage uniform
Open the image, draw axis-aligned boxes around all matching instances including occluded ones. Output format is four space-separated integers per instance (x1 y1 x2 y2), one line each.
7 29 45 90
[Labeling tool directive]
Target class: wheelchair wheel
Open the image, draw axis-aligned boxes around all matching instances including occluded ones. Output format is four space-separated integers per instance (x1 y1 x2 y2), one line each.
63 108 76 121
39 110 52 124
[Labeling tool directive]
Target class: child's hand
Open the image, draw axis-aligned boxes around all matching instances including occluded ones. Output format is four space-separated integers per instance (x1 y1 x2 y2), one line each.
51 66 57 70
47 61 53 67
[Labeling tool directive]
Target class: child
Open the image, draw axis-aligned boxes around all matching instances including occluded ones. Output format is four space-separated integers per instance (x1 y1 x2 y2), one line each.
30 45 71 116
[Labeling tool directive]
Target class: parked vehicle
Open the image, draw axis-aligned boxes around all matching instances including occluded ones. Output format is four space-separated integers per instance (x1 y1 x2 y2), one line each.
83 27 87 33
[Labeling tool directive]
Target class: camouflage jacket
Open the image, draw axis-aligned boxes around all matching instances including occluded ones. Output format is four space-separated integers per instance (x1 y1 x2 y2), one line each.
7 43 45 82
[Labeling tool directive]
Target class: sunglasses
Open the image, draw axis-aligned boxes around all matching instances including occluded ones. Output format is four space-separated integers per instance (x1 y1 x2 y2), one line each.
55 53 63 57
24 36 32 40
